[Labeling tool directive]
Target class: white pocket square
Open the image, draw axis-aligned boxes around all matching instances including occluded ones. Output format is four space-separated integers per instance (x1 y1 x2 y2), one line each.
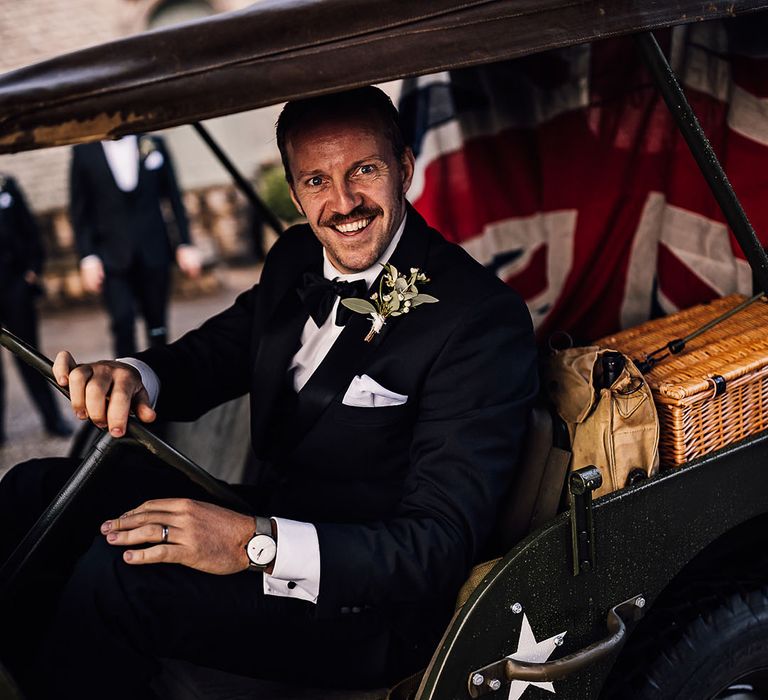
342 374 408 408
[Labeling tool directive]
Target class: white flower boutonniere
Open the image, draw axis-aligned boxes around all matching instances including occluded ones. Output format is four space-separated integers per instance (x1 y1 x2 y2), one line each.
138 136 157 158
139 136 165 170
342 263 439 342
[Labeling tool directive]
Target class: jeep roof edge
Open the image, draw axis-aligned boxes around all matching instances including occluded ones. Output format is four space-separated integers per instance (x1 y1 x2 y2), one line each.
0 0 767 152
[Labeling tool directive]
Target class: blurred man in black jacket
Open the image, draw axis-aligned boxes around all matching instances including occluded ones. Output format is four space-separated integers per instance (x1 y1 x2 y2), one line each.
0 174 71 443
69 134 201 357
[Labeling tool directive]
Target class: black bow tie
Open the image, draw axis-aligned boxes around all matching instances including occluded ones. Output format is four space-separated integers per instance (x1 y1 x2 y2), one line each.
297 271 369 327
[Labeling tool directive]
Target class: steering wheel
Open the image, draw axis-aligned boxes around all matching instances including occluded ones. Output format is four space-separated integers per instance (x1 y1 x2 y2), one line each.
0 325 249 599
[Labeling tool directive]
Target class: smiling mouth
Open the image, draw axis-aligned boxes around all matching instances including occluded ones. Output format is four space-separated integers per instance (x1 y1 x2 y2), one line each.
332 217 373 235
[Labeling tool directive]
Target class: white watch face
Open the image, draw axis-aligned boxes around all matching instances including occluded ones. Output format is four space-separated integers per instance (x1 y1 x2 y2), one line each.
246 534 276 567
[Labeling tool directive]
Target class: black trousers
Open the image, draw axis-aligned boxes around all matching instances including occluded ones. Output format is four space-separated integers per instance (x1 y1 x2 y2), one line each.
0 449 408 700
103 262 171 357
0 275 64 436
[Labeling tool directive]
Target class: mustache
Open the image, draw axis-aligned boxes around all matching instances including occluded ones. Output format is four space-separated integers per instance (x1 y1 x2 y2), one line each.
320 205 382 228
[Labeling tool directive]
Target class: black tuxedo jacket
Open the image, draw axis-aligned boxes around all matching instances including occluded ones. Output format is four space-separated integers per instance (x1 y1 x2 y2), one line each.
0 174 44 280
69 136 190 271
136 207 537 636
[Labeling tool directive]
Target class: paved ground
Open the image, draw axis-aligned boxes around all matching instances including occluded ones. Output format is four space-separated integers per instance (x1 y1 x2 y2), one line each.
0 265 261 476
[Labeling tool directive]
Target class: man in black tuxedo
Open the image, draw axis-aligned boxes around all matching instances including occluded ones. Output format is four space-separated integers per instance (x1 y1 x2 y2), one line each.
70 134 201 357
0 174 71 443
0 88 537 698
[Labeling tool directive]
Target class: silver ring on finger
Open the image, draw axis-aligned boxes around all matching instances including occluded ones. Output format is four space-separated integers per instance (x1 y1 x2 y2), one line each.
161 524 169 544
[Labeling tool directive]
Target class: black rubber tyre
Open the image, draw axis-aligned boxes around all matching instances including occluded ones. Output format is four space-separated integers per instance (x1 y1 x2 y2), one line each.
630 587 768 700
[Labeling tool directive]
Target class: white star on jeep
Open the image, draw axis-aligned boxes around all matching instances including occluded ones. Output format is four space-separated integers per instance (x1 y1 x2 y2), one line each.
506 613 567 700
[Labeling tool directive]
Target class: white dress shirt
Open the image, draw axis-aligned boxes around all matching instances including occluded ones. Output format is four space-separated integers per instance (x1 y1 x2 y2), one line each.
102 136 139 192
120 214 407 604
80 137 140 270
290 216 405 391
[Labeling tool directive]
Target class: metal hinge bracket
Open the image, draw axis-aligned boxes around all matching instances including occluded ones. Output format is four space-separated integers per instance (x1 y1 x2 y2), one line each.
569 466 602 576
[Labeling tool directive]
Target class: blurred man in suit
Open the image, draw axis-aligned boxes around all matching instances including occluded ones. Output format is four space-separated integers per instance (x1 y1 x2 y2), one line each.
70 134 202 357
0 174 71 443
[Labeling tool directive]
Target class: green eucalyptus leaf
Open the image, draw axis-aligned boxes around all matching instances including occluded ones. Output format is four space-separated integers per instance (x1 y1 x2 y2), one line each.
341 298 377 314
411 294 439 307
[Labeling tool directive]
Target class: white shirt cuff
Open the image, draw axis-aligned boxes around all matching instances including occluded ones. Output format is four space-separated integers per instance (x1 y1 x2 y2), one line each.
116 357 160 408
262 517 320 604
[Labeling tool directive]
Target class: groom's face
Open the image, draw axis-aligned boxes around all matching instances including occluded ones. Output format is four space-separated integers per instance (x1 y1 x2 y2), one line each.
286 113 415 274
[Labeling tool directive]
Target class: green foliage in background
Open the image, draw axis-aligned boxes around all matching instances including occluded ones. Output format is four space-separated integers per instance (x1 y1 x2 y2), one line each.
259 163 302 223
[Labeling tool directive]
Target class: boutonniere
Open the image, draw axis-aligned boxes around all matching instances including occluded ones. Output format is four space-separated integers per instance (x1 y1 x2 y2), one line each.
138 136 157 159
342 263 439 342
0 177 11 208
139 136 165 170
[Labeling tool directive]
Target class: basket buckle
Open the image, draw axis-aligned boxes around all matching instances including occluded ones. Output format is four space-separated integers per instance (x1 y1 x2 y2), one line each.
708 374 727 398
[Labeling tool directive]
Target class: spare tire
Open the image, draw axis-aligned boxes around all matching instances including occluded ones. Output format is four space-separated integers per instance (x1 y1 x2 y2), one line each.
629 588 768 699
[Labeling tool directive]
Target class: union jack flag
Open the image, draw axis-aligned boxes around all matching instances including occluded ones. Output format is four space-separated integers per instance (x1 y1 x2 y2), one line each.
399 18 768 344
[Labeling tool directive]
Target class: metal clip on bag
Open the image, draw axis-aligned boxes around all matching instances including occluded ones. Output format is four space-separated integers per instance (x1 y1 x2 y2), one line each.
546 347 660 498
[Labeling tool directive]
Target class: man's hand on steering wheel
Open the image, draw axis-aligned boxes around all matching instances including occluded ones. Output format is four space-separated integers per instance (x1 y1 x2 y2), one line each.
52 351 156 438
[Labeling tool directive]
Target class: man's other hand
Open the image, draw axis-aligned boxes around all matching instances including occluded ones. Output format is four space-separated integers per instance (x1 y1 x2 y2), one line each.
175 244 202 278
79 256 105 293
52 351 156 437
101 498 254 575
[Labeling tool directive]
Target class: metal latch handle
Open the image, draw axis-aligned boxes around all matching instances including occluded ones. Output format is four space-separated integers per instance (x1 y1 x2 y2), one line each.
570 466 602 575
467 594 645 697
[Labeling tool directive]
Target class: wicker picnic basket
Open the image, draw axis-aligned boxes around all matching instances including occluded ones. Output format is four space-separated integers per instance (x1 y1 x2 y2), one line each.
596 294 768 468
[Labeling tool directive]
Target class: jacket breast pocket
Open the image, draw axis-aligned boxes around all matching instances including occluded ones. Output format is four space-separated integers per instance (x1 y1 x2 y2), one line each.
329 400 411 428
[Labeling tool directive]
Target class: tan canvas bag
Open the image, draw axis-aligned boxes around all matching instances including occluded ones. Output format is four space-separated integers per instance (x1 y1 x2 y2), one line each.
545 346 659 498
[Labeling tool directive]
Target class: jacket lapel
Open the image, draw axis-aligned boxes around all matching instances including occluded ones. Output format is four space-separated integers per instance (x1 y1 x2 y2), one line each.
249 239 320 454
292 205 432 442
135 135 149 194
94 141 135 196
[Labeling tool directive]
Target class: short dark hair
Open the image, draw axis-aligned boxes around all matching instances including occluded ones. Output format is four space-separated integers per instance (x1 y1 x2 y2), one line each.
275 86 407 184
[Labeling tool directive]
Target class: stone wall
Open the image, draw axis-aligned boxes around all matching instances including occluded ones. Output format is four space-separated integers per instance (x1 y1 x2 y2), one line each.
0 0 127 213
0 0 401 306
0 0 281 304
0 0 279 212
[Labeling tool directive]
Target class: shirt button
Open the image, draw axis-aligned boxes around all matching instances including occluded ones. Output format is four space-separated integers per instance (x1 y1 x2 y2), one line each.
287 581 297 590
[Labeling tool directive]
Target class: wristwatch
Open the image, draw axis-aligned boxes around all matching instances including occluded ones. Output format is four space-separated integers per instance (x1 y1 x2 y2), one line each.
245 515 277 572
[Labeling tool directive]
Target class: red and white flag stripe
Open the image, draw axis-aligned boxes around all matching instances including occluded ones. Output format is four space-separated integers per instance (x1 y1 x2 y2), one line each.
400 20 768 343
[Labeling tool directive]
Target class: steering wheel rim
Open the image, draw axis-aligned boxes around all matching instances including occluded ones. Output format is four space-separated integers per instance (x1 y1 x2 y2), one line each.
0 325 249 600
